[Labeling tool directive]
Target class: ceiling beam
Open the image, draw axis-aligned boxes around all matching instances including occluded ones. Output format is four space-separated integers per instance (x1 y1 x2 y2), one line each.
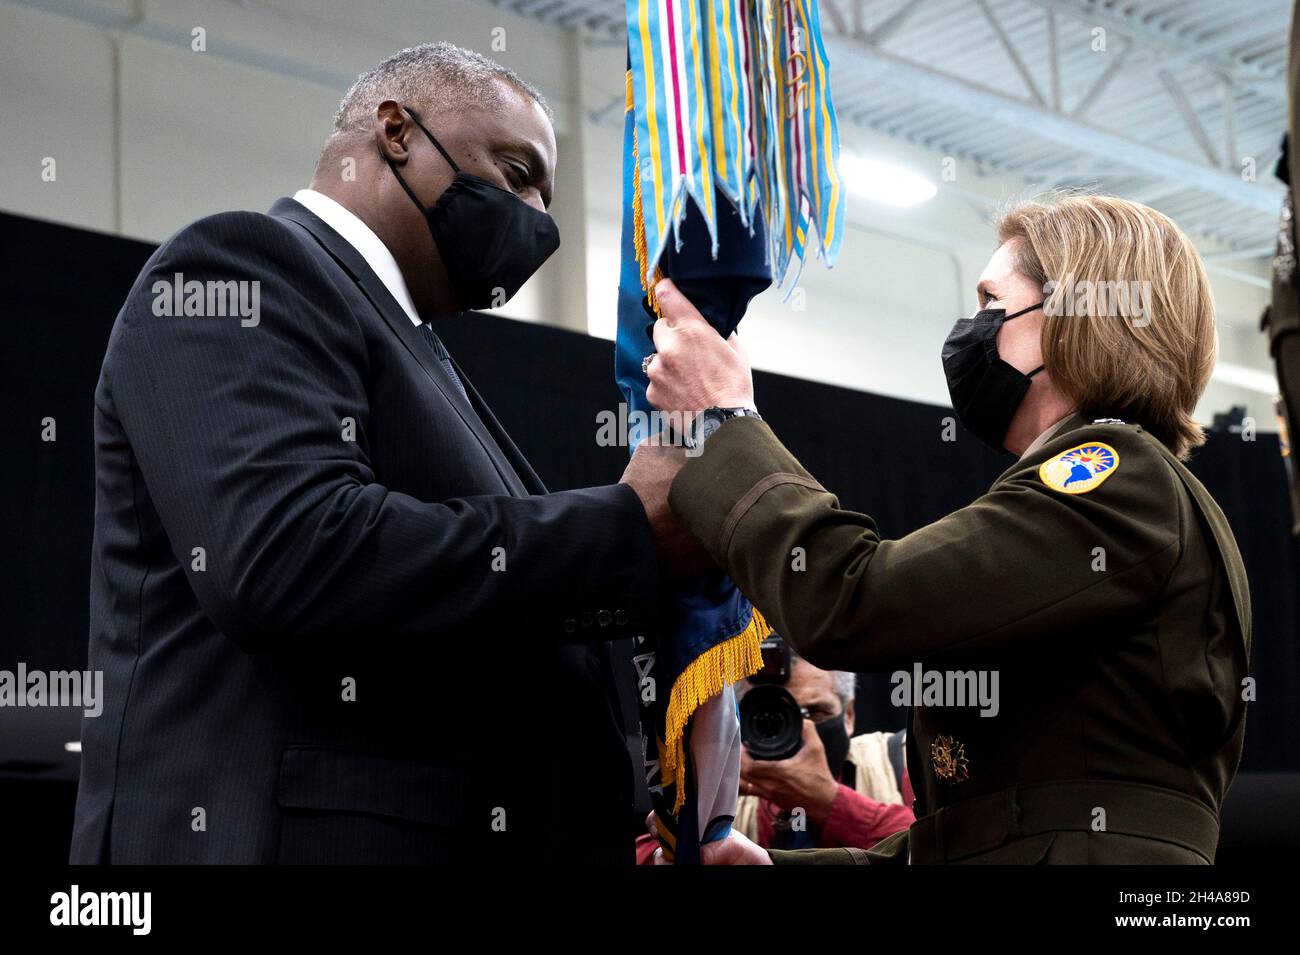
1158 68 1222 168
976 0 1046 107
1070 38 1131 118
1023 0 1287 104
824 35 1282 215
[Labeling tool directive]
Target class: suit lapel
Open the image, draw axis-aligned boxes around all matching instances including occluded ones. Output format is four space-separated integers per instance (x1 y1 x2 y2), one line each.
449 356 547 495
271 197 529 497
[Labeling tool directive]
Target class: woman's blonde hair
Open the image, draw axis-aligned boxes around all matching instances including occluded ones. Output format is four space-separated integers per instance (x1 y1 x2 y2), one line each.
995 193 1216 460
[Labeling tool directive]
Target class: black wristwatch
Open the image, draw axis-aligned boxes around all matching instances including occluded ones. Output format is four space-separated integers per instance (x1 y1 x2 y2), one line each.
685 406 762 451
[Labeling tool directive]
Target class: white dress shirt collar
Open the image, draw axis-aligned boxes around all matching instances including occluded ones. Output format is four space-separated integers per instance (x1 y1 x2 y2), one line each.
292 188 423 327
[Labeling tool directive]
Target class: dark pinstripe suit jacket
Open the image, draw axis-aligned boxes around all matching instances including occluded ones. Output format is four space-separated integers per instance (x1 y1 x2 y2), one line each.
71 197 658 864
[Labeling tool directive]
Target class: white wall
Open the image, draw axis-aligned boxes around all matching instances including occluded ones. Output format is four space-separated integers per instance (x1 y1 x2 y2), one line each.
0 0 577 324
1 0 1281 429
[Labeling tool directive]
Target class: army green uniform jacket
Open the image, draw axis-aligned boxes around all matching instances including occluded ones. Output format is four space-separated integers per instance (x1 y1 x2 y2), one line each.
670 414 1251 864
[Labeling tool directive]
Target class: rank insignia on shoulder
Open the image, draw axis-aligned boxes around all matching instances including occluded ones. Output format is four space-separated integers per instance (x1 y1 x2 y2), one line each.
1039 442 1120 495
931 734 969 783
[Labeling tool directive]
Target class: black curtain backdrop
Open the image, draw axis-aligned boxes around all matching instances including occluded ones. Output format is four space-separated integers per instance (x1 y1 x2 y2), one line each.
4 209 1297 783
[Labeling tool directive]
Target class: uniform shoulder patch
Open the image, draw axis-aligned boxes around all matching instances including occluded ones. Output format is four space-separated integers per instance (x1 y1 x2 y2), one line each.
1038 441 1121 494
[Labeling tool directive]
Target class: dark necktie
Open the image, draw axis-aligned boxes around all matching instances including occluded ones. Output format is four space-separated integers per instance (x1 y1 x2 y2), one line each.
417 322 468 401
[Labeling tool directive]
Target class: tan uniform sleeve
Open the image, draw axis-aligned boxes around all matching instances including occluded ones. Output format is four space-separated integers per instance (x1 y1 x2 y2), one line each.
669 417 1183 671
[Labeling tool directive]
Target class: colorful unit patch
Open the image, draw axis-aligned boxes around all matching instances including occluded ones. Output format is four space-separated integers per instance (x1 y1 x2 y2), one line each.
1039 442 1121 495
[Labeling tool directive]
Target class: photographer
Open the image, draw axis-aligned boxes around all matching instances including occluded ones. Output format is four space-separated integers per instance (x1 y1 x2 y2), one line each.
736 646 914 851
634 640 913 862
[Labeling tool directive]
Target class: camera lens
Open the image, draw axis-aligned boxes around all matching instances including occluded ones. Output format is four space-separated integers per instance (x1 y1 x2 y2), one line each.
740 683 804 761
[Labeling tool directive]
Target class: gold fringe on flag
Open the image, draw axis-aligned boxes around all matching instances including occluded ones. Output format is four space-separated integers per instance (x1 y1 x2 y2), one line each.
628 71 664 318
658 607 771 814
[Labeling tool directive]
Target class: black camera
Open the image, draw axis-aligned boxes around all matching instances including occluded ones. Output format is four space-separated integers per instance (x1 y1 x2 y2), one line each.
739 634 805 761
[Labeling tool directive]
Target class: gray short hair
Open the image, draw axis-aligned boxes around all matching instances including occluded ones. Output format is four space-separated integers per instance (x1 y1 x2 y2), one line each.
332 42 551 134
831 669 857 710
786 642 856 709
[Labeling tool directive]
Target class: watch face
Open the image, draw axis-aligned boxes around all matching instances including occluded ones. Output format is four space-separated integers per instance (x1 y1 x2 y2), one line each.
689 409 723 448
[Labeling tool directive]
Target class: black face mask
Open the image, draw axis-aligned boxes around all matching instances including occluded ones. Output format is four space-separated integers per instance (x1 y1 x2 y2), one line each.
941 302 1045 452
815 713 851 781
384 107 560 312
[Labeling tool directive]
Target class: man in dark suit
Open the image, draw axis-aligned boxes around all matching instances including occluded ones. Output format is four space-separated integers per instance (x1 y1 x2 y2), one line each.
72 41 688 864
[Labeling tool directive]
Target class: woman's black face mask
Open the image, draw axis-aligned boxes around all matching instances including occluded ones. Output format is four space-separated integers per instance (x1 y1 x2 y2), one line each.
383 107 560 312
941 301 1045 452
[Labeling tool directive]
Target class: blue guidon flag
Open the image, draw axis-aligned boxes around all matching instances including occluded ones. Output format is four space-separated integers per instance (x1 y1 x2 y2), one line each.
615 0 845 862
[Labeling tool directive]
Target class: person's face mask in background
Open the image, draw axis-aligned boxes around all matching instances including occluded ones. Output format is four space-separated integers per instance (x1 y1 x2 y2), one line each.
815 712 850 779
